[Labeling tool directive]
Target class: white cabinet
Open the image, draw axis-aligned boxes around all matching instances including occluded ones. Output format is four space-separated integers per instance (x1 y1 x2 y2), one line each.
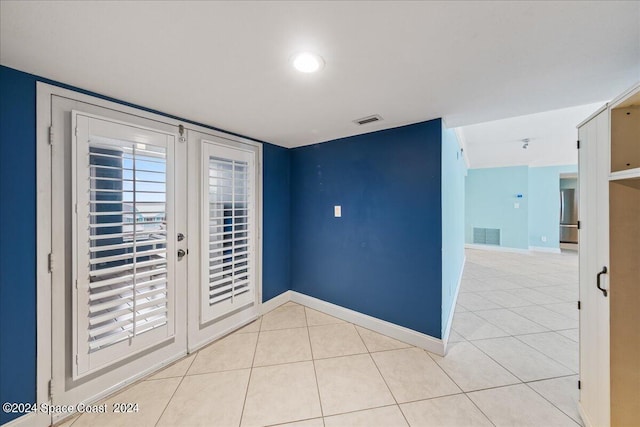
578 84 639 427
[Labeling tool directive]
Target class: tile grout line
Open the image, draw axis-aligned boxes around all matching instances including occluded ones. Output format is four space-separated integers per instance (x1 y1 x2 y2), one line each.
353 325 412 427
422 346 497 427
523 380 583 426
153 352 198 427
471 307 553 335
318 403 402 424
503 305 578 331
461 300 577 340
464 336 528 384
511 332 579 374
303 307 326 425
467 335 574 385
238 315 262 427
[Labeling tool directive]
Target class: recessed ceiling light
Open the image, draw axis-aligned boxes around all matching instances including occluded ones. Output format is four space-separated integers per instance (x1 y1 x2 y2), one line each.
292 52 324 73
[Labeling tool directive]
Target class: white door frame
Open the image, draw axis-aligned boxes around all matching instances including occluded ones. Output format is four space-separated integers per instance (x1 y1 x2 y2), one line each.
33 82 263 427
187 130 262 351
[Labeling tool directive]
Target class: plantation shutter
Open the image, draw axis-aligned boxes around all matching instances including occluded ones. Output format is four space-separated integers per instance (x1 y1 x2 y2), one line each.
201 141 256 323
73 112 176 378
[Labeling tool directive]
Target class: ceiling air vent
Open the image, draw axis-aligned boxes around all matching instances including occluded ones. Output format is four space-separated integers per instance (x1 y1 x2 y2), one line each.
354 114 383 125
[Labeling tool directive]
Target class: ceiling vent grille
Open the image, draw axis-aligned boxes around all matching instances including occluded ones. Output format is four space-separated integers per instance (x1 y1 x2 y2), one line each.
354 115 383 125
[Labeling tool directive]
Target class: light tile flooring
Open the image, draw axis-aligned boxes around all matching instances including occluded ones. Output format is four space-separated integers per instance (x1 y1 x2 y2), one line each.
59 249 581 427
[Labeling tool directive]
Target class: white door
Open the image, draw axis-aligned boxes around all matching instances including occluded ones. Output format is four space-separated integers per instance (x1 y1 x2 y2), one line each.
46 91 260 423
186 131 260 351
72 112 178 377
578 109 610 427
50 98 188 417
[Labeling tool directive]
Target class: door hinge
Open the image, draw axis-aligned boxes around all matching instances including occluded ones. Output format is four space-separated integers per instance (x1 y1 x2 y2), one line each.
48 126 54 145
74 126 79 137
48 379 53 400
48 253 54 273
578 380 581 390
577 300 581 310
577 221 581 230
577 140 580 149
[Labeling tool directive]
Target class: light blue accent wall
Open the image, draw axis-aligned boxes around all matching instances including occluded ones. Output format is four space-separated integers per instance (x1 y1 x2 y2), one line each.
465 166 530 249
441 126 466 336
528 165 578 248
465 165 578 251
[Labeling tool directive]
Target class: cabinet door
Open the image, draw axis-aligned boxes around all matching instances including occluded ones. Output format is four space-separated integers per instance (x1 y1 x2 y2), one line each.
578 109 610 427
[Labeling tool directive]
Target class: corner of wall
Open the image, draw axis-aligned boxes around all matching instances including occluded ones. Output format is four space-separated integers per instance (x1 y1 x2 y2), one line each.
440 124 466 338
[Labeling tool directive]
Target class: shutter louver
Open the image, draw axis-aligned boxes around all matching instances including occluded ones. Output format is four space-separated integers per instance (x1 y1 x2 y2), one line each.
201 142 255 322
87 137 169 351
208 157 250 305
73 112 175 378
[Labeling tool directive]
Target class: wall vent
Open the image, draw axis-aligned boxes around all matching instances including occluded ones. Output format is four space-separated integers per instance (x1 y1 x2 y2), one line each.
473 227 501 245
353 114 383 125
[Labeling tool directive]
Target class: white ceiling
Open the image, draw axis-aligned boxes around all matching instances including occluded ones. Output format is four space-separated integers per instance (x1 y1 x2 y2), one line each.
1 1 639 148
458 102 606 169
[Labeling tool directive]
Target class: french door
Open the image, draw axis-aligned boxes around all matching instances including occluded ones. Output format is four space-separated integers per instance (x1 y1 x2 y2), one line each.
186 130 260 351
72 111 179 378
45 88 260 424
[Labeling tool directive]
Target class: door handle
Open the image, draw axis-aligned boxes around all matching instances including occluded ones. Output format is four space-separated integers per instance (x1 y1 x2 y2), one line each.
177 249 186 260
596 266 608 297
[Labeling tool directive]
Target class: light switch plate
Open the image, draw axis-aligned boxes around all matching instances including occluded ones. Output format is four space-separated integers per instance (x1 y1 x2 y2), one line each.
514 202 520 209
334 205 341 217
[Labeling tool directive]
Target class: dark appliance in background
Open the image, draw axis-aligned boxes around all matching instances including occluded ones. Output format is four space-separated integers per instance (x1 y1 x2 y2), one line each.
560 188 579 243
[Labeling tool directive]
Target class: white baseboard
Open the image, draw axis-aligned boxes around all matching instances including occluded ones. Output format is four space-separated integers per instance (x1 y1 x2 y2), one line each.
260 290 446 355
442 256 465 353
465 243 531 254
290 291 445 356
577 401 593 427
2 413 47 427
529 246 562 254
466 243 562 255
260 290 292 315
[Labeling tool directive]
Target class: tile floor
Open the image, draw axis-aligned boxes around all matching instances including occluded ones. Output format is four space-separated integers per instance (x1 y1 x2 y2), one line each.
59 249 581 427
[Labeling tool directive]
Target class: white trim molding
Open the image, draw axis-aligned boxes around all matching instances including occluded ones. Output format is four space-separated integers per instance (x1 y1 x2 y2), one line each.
290 291 445 356
260 291 293 315
35 82 265 427
2 414 38 427
442 256 466 353
529 246 562 254
259 290 446 355
577 402 593 427
465 243 531 254
465 243 564 254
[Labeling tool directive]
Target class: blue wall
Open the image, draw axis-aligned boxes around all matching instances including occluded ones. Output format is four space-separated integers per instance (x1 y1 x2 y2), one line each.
528 165 577 249
465 166 530 249
0 66 38 424
1 64 463 424
440 126 466 336
0 65 291 424
290 120 443 337
262 143 291 300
